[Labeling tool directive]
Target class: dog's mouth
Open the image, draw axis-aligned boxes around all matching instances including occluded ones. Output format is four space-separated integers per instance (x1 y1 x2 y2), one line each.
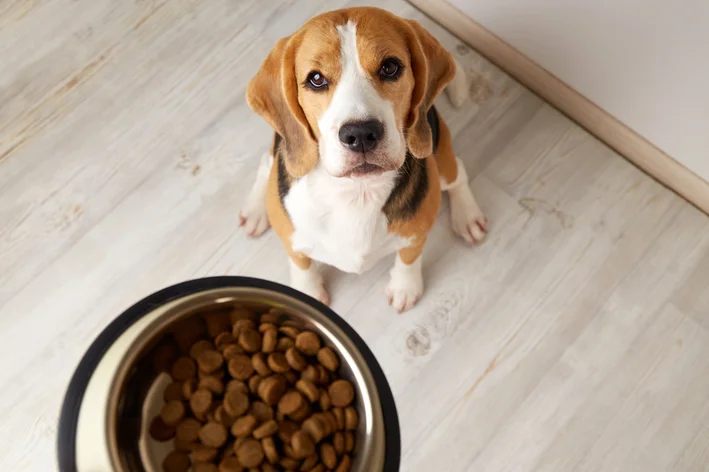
345 162 387 178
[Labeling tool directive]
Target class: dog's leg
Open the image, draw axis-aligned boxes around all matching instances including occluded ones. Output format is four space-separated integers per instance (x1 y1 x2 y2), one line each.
436 118 488 244
289 254 329 306
239 152 272 237
387 241 425 313
445 59 468 108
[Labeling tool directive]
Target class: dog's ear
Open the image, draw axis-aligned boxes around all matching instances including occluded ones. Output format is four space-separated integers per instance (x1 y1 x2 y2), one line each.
246 35 318 177
404 20 456 158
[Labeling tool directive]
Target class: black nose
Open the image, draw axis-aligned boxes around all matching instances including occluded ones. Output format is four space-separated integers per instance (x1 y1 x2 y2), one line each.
338 120 384 153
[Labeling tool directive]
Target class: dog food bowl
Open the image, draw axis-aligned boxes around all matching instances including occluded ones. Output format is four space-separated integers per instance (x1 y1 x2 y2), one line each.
57 276 400 471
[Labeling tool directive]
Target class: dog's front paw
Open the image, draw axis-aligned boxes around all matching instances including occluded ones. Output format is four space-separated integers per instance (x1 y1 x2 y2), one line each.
290 263 330 306
386 260 424 313
239 207 270 237
239 193 270 237
450 186 488 245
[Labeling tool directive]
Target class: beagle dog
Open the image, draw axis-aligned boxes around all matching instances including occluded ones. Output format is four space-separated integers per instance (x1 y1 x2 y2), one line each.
240 7 487 311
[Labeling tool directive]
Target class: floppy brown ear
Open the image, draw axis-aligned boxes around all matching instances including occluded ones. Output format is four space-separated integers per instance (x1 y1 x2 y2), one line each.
246 35 318 177
405 20 456 158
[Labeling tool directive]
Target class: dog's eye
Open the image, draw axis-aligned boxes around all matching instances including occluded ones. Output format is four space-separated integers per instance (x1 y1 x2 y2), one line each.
379 58 403 80
305 71 328 90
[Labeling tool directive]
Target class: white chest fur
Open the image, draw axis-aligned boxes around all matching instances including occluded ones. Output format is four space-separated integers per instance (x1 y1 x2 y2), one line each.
284 165 412 274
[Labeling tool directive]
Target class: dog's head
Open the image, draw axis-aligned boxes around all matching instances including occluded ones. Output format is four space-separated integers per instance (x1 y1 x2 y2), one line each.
246 7 456 179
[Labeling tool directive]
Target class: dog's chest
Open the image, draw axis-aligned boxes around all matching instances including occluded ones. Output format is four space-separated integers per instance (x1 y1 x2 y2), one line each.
284 169 411 274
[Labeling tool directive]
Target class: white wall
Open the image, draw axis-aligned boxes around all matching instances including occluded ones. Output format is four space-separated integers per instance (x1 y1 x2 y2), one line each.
449 0 709 182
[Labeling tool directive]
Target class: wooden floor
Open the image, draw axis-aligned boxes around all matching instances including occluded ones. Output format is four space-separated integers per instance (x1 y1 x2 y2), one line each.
1 1 709 471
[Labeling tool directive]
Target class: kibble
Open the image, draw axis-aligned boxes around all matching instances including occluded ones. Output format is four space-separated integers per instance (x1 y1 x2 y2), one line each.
149 307 360 472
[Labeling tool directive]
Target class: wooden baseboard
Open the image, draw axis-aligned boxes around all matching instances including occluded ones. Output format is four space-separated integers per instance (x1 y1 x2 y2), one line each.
409 0 709 216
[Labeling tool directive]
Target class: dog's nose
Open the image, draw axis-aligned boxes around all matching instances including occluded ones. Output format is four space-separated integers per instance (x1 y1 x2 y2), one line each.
338 120 384 153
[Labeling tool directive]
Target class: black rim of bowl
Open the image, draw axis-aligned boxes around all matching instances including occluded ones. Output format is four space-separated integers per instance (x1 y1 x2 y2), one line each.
56 276 401 472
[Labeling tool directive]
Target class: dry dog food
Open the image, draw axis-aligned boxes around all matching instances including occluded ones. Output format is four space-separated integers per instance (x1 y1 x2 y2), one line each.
150 307 358 472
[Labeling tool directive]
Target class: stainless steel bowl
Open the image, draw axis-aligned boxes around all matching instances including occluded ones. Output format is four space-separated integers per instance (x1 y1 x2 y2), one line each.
57 277 400 471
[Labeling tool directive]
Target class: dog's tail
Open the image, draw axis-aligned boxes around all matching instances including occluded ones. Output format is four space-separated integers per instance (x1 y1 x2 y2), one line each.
445 58 468 108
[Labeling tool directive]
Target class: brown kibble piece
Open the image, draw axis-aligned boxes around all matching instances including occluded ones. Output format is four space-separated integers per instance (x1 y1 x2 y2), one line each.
199 376 225 395
226 379 248 395
332 407 345 430
163 382 184 402
262 436 279 464
262 463 278 472
162 450 190 472
319 390 331 411
236 438 265 468
248 375 262 394
214 332 235 349
278 420 299 443
149 416 175 441
172 437 196 452
262 329 278 353
301 453 319 470
253 419 279 439
252 352 272 376
199 422 228 448
193 463 218 472
285 347 308 371
291 430 315 458
277 337 295 352
302 416 327 444
284 370 299 385
238 328 262 353
230 306 255 323
190 388 213 415
279 326 300 339
223 390 250 417
345 431 354 452
267 352 291 373
182 379 198 399
316 347 339 372
317 365 330 384
301 365 319 384
196 349 224 374
335 454 351 472
333 432 345 454
222 344 244 360
232 318 256 337
250 401 274 421
320 443 337 469
278 391 305 416
258 374 288 405
218 456 241 472
199 367 224 381
290 403 311 422
171 356 197 381
191 444 218 462
175 418 201 443
310 464 326 472
328 380 354 408
213 405 236 427
160 401 185 426
322 412 338 435
295 331 321 356
280 457 301 469
295 379 320 403
189 340 214 359
230 414 258 437
344 407 358 431
258 322 278 333
228 355 254 380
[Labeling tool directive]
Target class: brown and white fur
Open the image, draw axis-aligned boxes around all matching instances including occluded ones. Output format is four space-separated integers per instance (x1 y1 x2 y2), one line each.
240 7 487 312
